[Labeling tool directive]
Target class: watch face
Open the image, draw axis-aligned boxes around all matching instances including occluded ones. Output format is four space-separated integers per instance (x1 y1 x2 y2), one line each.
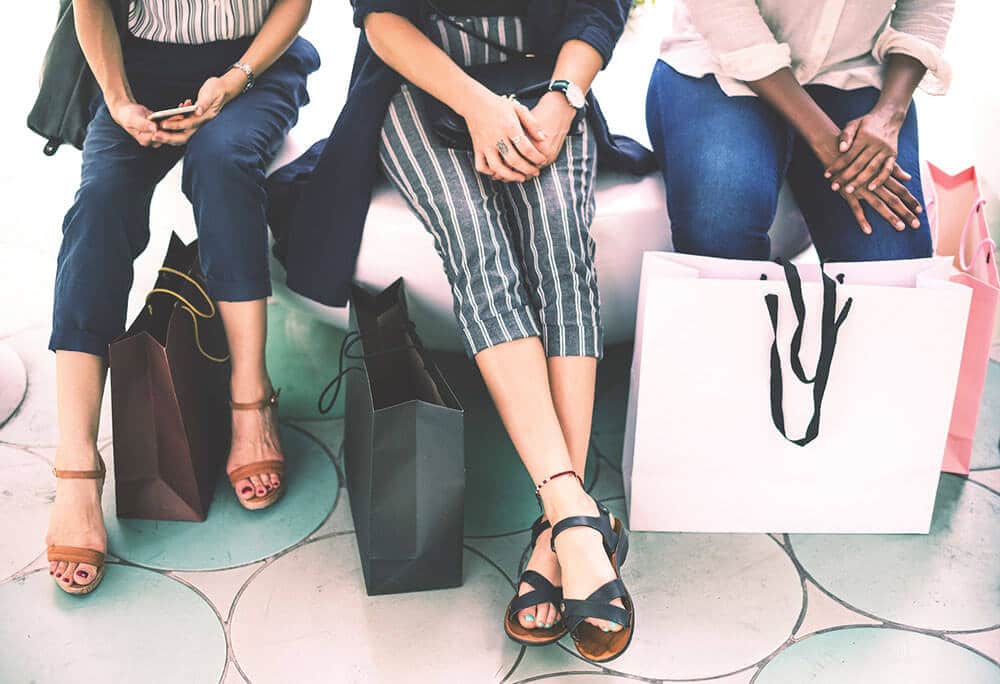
566 83 586 109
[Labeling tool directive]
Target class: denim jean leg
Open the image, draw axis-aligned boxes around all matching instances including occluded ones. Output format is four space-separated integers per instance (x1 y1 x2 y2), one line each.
646 61 794 259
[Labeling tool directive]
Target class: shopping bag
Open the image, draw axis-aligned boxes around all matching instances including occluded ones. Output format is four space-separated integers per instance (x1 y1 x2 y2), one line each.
109 234 231 521
336 279 465 595
924 163 1000 473
623 253 970 533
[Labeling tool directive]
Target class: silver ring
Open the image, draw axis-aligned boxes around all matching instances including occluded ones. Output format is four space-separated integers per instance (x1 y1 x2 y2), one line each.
497 139 510 156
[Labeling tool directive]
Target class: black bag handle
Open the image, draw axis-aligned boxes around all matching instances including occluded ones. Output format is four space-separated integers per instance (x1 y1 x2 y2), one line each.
425 1 533 59
317 323 420 415
765 264 853 446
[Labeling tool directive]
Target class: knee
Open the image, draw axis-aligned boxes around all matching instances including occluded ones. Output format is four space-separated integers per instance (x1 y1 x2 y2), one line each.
182 127 262 193
667 158 777 259
62 179 147 254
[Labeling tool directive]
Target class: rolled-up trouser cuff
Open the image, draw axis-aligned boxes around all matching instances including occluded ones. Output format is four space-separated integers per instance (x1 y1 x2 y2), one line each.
49 325 114 359
465 307 541 358
205 275 272 303
542 323 604 360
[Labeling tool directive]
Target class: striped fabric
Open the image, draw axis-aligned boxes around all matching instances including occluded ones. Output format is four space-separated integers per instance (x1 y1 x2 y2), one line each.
378 16 602 358
128 0 274 44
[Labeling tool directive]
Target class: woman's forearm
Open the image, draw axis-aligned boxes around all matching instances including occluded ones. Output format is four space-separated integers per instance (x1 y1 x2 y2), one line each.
236 0 311 76
550 39 603 93
364 12 490 117
746 67 840 154
73 0 132 108
871 54 926 124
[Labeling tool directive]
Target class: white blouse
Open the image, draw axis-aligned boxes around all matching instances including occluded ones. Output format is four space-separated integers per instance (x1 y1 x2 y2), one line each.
660 0 955 97
128 0 274 45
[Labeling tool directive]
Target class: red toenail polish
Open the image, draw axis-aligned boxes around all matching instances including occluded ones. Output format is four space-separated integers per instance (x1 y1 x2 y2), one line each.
55 573 62 578
242 486 253 494
77 570 89 579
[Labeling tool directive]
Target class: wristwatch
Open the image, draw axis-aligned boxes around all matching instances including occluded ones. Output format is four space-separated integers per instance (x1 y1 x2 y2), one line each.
228 62 255 92
548 79 586 110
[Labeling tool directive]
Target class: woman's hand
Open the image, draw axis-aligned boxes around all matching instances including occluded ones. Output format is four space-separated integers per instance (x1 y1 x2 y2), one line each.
813 133 921 235
109 100 158 147
154 71 246 145
530 91 578 168
463 90 547 183
823 109 913 195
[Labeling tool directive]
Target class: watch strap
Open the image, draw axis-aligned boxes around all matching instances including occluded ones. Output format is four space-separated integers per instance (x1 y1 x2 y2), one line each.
229 62 255 92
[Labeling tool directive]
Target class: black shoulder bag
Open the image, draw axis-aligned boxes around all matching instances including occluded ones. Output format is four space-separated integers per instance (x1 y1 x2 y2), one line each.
418 2 585 149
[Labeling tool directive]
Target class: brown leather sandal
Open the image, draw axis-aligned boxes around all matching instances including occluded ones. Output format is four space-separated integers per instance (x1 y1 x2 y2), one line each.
228 390 286 511
47 459 107 596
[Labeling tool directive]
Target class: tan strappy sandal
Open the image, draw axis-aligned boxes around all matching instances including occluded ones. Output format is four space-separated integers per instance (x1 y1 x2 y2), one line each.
47 458 107 596
228 390 286 511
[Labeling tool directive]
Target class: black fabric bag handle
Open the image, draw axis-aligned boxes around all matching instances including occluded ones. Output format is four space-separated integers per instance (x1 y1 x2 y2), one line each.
765 264 853 447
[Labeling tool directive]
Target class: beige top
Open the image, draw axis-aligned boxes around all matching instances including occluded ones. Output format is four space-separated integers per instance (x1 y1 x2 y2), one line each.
660 0 955 97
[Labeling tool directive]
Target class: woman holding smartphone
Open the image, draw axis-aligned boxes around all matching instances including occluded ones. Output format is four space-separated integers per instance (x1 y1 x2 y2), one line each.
45 0 318 595
646 0 954 261
328 0 636 663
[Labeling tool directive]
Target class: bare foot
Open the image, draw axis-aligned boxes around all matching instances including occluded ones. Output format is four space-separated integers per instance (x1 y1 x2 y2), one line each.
45 446 106 590
516 523 563 629
226 388 285 502
545 480 625 633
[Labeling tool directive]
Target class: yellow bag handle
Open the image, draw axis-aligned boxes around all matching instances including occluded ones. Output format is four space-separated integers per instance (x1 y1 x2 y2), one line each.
145 266 230 363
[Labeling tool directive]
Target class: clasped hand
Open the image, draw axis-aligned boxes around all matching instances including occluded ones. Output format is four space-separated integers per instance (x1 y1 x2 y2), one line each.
820 109 922 235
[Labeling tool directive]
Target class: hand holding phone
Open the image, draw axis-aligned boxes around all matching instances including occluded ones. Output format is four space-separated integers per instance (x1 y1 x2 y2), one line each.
148 104 198 122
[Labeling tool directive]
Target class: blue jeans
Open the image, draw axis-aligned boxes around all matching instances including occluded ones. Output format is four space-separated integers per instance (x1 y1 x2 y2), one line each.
645 61 932 261
50 36 318 357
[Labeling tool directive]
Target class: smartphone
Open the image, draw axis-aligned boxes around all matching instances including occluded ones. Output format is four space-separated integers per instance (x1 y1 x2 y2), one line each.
149 104 198 122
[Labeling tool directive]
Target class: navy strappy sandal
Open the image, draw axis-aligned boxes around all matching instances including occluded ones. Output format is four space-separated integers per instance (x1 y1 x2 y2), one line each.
504 515 568 646
551 501 634 663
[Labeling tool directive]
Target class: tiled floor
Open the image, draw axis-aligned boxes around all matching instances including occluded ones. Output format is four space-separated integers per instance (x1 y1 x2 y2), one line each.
3 2 1000 683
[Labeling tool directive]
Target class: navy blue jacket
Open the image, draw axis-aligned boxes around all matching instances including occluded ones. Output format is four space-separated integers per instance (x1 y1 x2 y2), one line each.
268 0 656 308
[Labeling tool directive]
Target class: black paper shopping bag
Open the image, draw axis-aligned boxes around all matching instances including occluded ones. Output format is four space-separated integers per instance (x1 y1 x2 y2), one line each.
336 279 465 595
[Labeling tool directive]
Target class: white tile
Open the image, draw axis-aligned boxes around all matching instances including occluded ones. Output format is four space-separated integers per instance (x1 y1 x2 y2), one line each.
794 579 880 638
171 563 264 622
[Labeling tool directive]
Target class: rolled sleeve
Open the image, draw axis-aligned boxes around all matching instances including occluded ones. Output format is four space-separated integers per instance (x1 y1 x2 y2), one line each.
684 0 789 82
874 0 955 95
555 0 630 68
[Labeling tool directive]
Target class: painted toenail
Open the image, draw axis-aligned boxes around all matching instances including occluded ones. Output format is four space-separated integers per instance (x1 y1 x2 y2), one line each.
55 573 62 578
524 615 534 622
602 626 610 632
77 570 89 579
241 486 253 494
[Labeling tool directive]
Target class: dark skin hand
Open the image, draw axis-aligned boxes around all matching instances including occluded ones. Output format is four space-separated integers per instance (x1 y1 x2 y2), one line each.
824 54 927 217
747 67 922 235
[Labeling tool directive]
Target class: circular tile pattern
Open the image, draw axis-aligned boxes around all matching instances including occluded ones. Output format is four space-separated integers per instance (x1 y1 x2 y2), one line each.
604 534 802 680
971 361 999 470
789 475 1000 632
231 536 521 683
756 627 1000 683
105 424 338 571
0 565 226 684
0 342 27 428
0 447 53 579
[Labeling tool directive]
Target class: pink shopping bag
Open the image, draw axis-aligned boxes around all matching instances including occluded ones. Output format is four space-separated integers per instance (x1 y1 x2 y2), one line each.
925 163 1000 474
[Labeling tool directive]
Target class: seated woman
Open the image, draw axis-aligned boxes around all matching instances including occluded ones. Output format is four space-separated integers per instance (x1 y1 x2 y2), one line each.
646 0 954 261
45 0 318 595
341 0 636 663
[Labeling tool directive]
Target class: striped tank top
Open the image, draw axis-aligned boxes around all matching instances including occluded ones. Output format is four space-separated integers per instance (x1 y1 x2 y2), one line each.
128 0 275 45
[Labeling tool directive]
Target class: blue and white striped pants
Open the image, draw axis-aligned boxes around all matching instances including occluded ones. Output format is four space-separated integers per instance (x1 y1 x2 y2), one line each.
378 15 602 359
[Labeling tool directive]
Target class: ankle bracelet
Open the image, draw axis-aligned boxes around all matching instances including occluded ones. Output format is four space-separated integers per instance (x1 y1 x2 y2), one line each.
535 470 583 497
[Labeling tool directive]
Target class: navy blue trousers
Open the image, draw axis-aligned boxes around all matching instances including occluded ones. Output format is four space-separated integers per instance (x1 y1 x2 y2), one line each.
646 60 932 262
50 36 317 357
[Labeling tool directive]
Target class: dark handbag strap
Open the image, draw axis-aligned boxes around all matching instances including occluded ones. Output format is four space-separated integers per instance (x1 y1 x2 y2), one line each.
764 264 853 447
317 324 420 414
425 1 533 60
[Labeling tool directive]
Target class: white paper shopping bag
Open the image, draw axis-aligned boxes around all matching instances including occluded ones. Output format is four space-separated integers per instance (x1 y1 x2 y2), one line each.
623 253 971 534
